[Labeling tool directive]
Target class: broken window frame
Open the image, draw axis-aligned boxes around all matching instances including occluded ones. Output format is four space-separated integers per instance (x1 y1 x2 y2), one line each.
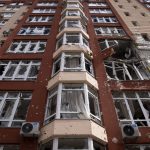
44 83 101 125
59 19 87 32
88 2 108 7
27 16 53 23
0 91 32 127
52 52 94 76
40 138 106 150
32 9 56 14
18 27 50 35
7 41 46 53
112 91 150 127
104 60 150 81
37 2 57 6
0 60 40 80
56 33 89 49
90 9 112 14
95 27 126 36
92 16 118 23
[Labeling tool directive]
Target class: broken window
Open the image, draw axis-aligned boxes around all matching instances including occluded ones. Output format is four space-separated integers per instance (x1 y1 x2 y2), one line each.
56 33 89 49
104 60 150 80
40 138 106 150
0 145 20 150
44 84 100 124
0 60 40 80
8 41 46 53
18 27 50 35
0 91 31 127
125 145 150 150
112 91 150 126
52 53 94 76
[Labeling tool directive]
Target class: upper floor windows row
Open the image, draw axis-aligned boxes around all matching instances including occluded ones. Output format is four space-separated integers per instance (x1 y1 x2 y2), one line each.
18 27 50 35
64 2 83 10
0 91 32 127
27 16 53 23
95 27 126 36
37 2 57 6
45 83 100 124
52 52 94 76
0 60 40 80
8 41 46 53
92 16 118 23
90 9 112 14
32 9 55 14
88 2 108 7
56 33 89 49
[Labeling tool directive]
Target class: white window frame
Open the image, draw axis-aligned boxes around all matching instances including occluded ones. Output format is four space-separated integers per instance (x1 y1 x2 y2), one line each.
27 16 53 23
88 2 107 7
32 9 56 14
92 16 118 23
0 91 32 127
0 60 41 80
113 91 150 127
37 2 57 6
7 41 46 53
52 52 94 76
90 9 112 14
44 83 101 125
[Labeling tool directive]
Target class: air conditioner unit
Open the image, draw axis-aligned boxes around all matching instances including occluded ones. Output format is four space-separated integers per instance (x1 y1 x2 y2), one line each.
87 50 93 59
121 124 141 139
20 122 40 137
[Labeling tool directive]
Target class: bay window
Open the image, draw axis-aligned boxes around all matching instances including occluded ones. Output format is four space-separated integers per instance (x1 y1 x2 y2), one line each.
112 91 150 126
44 84 101 124
64 2 83 10
56 33 89 49
8 41 46 53
40 138 106 150
59 19 87 32
18 27 50 35
0 91 32 127
52 53 94 76
0 60 40 80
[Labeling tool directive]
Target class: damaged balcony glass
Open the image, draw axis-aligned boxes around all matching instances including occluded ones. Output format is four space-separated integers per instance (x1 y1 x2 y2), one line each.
0 91 32 127
56 33 89 49
8 41 46 53
52 52 94 76
0 60 40 80
40 138 106 150
59 19 87 32
112 91 150 127
44 84 101 125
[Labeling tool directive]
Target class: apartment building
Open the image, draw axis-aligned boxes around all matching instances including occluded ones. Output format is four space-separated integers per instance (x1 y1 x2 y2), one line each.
0 0 149 150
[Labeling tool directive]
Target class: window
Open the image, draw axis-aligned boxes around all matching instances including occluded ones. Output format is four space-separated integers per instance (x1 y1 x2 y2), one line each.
27 16 53 23
112 91 150 126
45 84 101 124
65 2 83 10
56 33 89 49
132 21 139 26
142 34 150 41
18 27 50 35
95 27 125 36
124 12 130 16
99 39 118 51
90 9 112 14
37 2 57 6
0 19 8 26
88 2 107 7
2 12 14 18
0 91 32 127
0 60 40 80
104 60 150 80
32 9 55 14
8 41 46 53
59 19 87 32
92 17 118 23
52 53 94 76
40 138 106 150
0 145 19 150
125 145 150 150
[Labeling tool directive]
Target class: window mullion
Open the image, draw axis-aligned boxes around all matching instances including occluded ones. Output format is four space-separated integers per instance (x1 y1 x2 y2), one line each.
84 84 90 118
25 61 32 80
25 41 31 53
34 41 40 53
12 61 21 80
16 41 22 53
56 84 62 119
88 138 94 150
81 52 85 71
1 61 11 80
53 138 58 150
60 53 65 71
